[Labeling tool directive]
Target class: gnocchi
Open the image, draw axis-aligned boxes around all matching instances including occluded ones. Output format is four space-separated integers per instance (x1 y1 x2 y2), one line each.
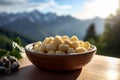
67 48 75 53
75 47 87 53
46 43 56 51
48 50 55 54
71 41 80 49
59 44 69 53
32 35 91 54
55 51 66 55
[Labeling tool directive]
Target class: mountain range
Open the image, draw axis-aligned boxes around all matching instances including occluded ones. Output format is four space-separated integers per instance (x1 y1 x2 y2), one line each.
0 10 105 41
0 27 34 50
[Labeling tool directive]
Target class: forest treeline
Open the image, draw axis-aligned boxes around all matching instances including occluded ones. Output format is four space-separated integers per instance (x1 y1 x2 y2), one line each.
84 12 120 58
0 27 34 50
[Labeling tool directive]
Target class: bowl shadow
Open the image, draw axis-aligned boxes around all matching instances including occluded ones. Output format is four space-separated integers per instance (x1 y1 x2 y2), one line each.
0 65 82 80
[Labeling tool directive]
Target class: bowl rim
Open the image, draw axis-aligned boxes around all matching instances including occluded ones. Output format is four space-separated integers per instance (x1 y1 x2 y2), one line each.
25 43 97 56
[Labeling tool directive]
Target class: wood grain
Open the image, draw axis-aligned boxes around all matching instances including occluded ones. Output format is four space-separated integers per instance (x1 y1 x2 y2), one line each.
0 55 120 80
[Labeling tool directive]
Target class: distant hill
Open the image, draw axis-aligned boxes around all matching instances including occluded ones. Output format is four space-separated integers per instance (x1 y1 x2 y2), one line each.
0 10 105 40
0 27 34 50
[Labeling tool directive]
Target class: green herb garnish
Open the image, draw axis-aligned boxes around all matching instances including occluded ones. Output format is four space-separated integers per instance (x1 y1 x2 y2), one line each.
0 37 25 59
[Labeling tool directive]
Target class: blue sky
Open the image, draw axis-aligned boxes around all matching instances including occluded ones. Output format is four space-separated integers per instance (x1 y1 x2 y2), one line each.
0 0 118 19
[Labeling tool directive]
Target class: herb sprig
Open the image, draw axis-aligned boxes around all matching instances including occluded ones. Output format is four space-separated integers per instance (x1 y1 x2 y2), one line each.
0 37 25 59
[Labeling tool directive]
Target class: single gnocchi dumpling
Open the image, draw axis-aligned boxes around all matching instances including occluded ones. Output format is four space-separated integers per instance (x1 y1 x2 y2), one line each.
53 36 64 46
61 36 69 41
67 48 75 53
46 43 56 52
71 41 80 49
33 41 42 49
39 44 46 52
79 41 84 45
48 50 55 54
81 41 91 49
55 51 66 55
64 39 72 47
70 36 79 41
43 37 54 44
59 44 69 52
75 47 87 53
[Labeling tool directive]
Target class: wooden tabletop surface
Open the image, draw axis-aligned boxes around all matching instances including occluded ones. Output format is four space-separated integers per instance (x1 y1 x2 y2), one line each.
0 55 120 80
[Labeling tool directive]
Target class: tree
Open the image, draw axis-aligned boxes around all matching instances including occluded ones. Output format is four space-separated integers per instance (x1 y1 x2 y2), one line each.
100 13 120 57
84 23 97 41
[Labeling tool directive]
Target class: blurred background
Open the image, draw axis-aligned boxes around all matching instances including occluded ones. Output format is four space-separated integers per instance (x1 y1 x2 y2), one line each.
0 0 120 58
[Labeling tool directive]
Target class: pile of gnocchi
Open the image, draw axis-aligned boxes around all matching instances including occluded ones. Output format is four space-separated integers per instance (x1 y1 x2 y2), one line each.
32 35 91 55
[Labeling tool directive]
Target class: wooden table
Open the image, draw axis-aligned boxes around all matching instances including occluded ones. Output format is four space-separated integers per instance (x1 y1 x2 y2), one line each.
0 55 120 80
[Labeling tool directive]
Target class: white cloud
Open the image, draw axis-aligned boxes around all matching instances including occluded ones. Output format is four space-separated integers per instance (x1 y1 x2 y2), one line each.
0 0 71 13
72 0 118 19
0 0 27 5
27 0 71 13
49 0 71 10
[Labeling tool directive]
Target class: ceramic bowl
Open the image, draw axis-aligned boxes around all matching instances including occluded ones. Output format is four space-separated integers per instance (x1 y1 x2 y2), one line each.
25 43 97 71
